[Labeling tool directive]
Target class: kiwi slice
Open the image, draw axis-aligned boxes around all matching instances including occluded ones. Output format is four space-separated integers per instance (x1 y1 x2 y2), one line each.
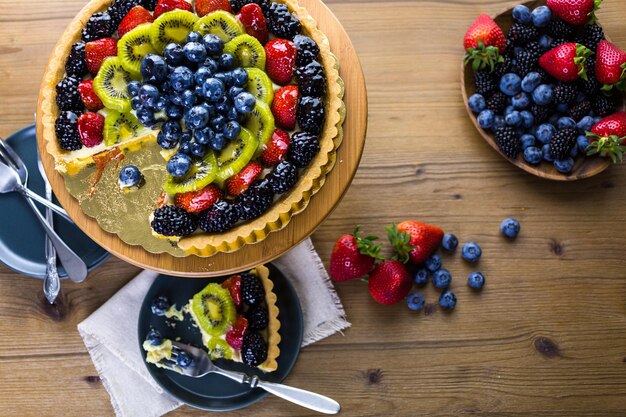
245 101 275 154
223 34 266 69
150 10 198 52
207 338 233 360
216 128 259 182
190 283 236 338
163 150 218 194
245 68 274 105
194 11 244 43
118 24 157 76
103 110 143 146
93 57 134 113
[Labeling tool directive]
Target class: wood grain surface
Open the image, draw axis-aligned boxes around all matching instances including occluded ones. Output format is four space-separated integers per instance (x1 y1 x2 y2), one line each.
1 0 626 416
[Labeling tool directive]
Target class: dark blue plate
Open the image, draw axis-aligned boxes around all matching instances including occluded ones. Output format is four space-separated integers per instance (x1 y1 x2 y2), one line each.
138 264 303 412
0 124 110 278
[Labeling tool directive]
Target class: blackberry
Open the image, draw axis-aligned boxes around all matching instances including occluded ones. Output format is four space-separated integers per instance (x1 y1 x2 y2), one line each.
495 127 520 158
578 23 604 50
141 0 158 11
65 42 86 78
592 94 616 117
531 104 552 124
515 50 537 77
486 91 507 113
150 206 197 237
524 41 543 60
108 0 141 26
297 96 325 134
473 69 496 96
493 56 513 79
552 38 568 47
579 57 600 95
553 82 577 105
198 200 238 233
507 23 539 46
81 12 114 42
56 76 84 112
548 18 574 40
266 2 301 39
293 35 320 67
296 61 326 97
246 306 268 330
568 100 591 121
550 128 577 159
235 181 273 221
266 160 298 194
55 111 82 151
241 272 264 306
288 131 319 168
229 0 270 13
241 331 267 367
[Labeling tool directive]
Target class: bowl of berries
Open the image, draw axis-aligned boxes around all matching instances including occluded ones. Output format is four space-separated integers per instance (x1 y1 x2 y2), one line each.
462 0 626 181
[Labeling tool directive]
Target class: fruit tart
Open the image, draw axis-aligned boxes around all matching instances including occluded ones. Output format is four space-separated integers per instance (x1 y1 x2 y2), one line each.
39 0 344 256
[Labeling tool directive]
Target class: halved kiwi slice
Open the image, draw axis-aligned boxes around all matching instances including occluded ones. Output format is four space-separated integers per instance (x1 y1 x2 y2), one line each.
150 10 198 52
245 101 275 154
103 110 143 146
93 57 135 113
163 150 218 194
194 11 244 43
207 338 233 360
245 68 274 105
216 127 259 182
223 34 266 69
118 24 157 76
190 283 236 338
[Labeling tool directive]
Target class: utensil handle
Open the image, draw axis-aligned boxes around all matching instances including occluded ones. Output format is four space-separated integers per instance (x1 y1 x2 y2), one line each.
256 381 341 414
43 261 60 303
19 186 73 223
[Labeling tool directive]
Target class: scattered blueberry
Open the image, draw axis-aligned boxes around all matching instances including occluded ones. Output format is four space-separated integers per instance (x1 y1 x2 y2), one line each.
179 140 192 155
524 146 542 164
493 115 506 130
531 5 552 28
442 233 458 251
146 329 163 346
231 67 248 86
477 109 495 129
512 4 532 24
424 254 442 272
176 351 193 368
504 105 515 117
538 34 553 51
432 269 452 289
166 104 184 119
500 73 522 96
554 157 574 173
195 66 213 86
468 93 486 113
167 153 192 178
181 89 197 108
136 107 156 126
467 272 485 290
532 84 554 106
406 291 426 311
500 218 520 238
462 242 482 262
151 295 170 316
209 132 226 151
438 291 457 310
157 131 177 149
569 145 579 158
414 268 429 286
119 165 143 188
138 84 160 108
161 119 182 141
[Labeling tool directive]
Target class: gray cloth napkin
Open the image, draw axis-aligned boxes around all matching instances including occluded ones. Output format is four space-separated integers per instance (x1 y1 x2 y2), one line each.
77 239 350 417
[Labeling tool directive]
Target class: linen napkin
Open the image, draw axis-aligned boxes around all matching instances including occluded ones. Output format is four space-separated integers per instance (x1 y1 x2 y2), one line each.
77 238 350 417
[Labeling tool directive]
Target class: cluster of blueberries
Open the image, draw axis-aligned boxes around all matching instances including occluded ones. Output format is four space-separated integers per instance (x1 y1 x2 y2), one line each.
406 218 521 312
128 31 258 179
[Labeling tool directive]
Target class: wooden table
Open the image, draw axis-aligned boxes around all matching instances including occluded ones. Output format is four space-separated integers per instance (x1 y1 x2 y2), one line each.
1 0 626 415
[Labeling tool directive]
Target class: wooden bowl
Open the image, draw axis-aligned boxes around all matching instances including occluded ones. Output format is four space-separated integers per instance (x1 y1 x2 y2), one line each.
461 0 623 181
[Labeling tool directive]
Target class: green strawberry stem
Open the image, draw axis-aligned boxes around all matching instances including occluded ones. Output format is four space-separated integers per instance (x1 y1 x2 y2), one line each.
386 224 414 264
586 132 626 163
464 41 504 72
354 226 384 261
600 63 626 92
588 0 603 24
573 44 593 81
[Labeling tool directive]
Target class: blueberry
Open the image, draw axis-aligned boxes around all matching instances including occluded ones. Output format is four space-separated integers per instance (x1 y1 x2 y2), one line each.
215 71 233 87
176 351 193 368
468 93 486 113
520 111 534 129
190 141 206 159
161 119 182 140
512 5 532 24
414 268 429 286
477 109 495 129
467 272 485 290
186 31 202 43
181 89 197 108
184 41 207 63
215 96 231 114
136 107 156 127
538 35 553 51
424 254 442 272
548 113 560 126
524 146 542 164
141 54 168 84
521 72 542 93
157 131 178 149
165 104 184 119
576 116 595 132
219 53 235 70
194 85 204 97
227 106 240 121
577 135 590 152
406 291 426 312
500 217 520 238
203 34 224 55
432 269 452 289
229 86 244 98
169 91 184 106
209 132 226 151
127 80 142 96
440 234 458 253
202 57 219 74
164 43 185 65
223 120 241 139
179 140 192 155
462 242 482 262
131 96 142 110
505 110 522 127
195 66 213 86
569 145 579 158
138 84 160 108
194 127 214 145
512 92 530 109
500 73 522 96
542 143 554 161
146 329 163 346
493 115 506 130
184 105 210 130
504 105 515 117
438 291 457 310
554 157 574 173
536 123 556 144
532 84 554 105
169 66 194 92
167 153 192 177
234 91 256 114
151 295 170 316
231 67 248 86
202 77 226 102
154 96 168 111
531 5 552 28
180 131 192 144
520 134 536 150
119 165 142 188
210 114 226 132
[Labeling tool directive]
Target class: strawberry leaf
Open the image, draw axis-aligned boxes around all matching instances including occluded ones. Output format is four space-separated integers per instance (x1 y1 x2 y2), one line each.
386 224 414 264
354 226 384 260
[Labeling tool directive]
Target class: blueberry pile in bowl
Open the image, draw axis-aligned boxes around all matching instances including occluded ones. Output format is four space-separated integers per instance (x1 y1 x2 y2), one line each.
463 0 626 177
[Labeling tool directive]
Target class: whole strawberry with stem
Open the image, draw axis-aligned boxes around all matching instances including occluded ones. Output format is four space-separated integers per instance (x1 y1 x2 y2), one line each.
389 221 444 265
329 227 382 282
367 261 413 305
539 43 592 82
596 40 626 91
586 112 626 162
463 14 506 72
547 0 602 26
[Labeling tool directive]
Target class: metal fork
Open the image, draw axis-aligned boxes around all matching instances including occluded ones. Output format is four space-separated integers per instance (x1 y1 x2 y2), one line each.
164 341 341 414
37 153 60 303
0 139 87 283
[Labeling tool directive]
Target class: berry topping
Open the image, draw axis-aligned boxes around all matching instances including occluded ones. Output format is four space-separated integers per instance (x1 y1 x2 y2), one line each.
287 131 319 168
175 184 224 213
65 42 87 78
154 0 193 18
241 331 267 367
118 6 154 37
77 112 105 148
235 181 273 221
119 165 143 189
297 96 325 134
293 35 319 67
265 38 296 85
230 0 270 13
78 80 104 111
261 129 290 166
225 316 248 350
271 85 298 130
241 272 264 306
82 12 115 42
85 37 118 74
198 200 239 233
296 60 326 97
195 0 232 16
236 3 268 44
151 205 198 237
222 275 243 308
56 76 84 112
265 159 298 194
266 2 301 40
246 305 268 330
225 161 263 196
151 295 170 316
55 111 83 151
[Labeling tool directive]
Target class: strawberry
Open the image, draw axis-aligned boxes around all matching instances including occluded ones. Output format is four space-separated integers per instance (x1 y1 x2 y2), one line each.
222 275 243 309
154 0 192 18
329 227 381 282
85 38 117 75
264 38 296 85
367 261 412 305
77 79 104 111
261 129 290 166
547 0 601 26
271 86 298 130
463 14 506 71
174 184 223 213
389 221 444 265
236 3 268 44
225 316 248 350
117 6 153 37
586 112 626 162
225 161 263 195
77 112 104 148
195 0 232 17
539 43 592 82
595 40 626 90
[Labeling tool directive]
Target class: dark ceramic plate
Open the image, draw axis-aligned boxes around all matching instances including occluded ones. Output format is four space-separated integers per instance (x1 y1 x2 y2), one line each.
0 124 110 278
137 264 303 412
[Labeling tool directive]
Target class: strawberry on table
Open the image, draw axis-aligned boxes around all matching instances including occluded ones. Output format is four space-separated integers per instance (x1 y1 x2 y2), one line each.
265 38 296 85
261 129 290 166
547 0 602 26
174 184 223 213
225 161 263 196
586 111 626 162
539 43 592 82
271 85 298 130
389 221 444 265
464 14 506 71
77 79 104 111
154 0 193 18
77 112 104 148
85 38 117 75
595 40 626 90
236 3 268 45
367 260 413 305
329 227 382 282
195 0 232 17
117 6 153 37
